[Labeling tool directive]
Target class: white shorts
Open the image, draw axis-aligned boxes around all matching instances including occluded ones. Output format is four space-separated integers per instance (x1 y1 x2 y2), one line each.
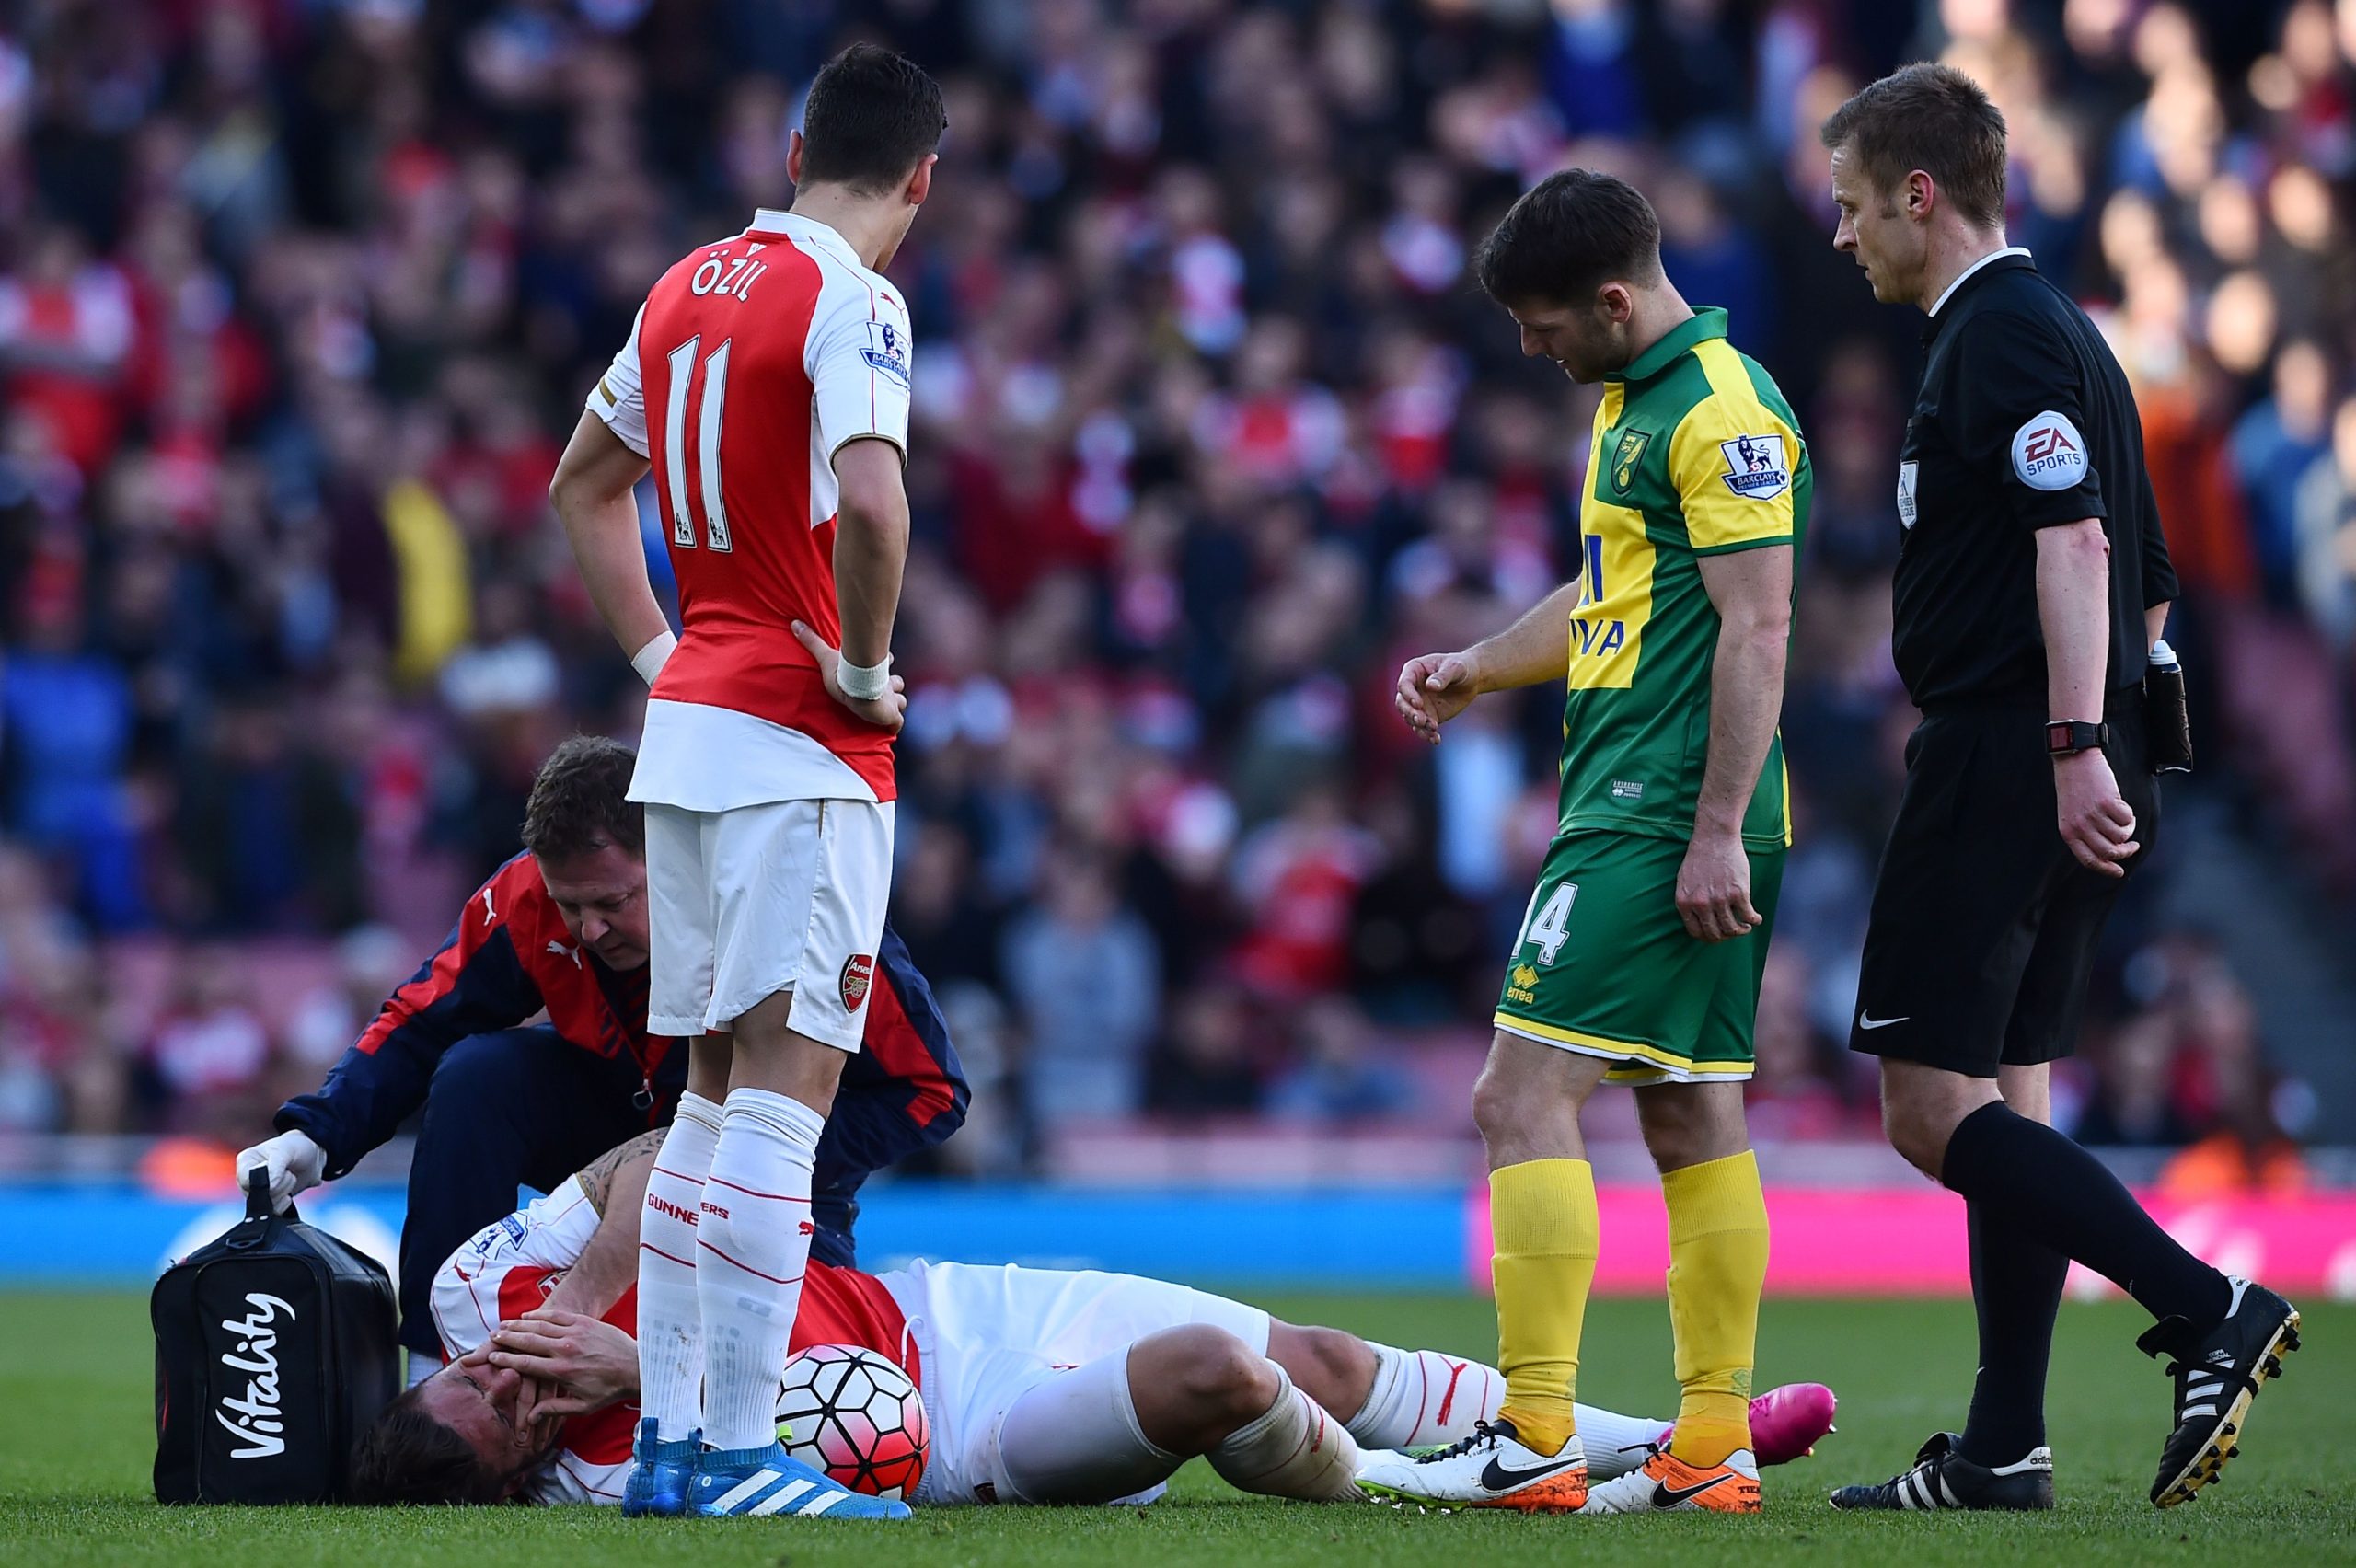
642 797 895 1048
877 1261 1272 1508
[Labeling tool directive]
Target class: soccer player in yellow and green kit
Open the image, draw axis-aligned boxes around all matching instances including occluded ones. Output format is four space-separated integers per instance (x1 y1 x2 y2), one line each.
1357 169 1808 1516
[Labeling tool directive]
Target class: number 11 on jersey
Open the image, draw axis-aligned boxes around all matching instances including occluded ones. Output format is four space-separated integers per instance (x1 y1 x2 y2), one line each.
663 334 733 553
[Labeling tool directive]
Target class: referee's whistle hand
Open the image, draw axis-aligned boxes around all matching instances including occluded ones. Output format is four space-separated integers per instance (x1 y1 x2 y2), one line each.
1676 832 1762 942
2054 749 2140 878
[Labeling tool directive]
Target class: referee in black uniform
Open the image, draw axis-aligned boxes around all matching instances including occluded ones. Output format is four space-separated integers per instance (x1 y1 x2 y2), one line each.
1814 64 2299 1515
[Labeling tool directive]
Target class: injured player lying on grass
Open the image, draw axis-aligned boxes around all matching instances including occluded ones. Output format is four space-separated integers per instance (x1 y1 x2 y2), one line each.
349 1134 1836 1508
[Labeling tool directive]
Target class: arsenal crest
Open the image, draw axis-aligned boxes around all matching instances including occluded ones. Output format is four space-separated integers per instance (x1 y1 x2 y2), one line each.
839 953 875 1011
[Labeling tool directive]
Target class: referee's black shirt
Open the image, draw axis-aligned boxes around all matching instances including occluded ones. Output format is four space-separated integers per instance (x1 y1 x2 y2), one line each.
1892 250 2178 709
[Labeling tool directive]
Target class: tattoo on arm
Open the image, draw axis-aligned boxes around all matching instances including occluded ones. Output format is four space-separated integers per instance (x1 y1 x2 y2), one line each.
578 1129 666 1217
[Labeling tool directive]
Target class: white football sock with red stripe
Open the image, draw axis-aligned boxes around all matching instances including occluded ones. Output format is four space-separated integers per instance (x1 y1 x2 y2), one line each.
696 1087 825 1452
1208 1363 1363 1502
638 1091 722 1444
1344 1343 1505 1447
1344 1343 1669 1476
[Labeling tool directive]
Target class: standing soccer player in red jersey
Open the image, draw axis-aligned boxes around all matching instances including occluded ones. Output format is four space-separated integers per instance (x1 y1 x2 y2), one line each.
547 43 945 1522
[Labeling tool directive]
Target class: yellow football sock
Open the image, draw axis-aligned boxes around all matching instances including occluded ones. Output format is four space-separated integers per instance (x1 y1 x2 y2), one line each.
1661 1150 1770 1467
1489 1157 1600 1458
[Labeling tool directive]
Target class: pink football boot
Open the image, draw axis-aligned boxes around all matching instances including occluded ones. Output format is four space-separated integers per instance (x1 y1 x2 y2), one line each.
1748 1382 1839 1466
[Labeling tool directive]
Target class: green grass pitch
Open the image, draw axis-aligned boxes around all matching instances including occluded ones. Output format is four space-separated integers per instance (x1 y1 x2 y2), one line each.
3 1288 2349 1566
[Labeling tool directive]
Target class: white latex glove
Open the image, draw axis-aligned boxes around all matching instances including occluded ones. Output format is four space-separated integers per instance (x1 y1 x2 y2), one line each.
235 1129 329 1213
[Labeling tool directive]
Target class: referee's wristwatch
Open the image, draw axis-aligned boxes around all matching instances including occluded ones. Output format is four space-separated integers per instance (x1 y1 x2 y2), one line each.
2046 719 2110 757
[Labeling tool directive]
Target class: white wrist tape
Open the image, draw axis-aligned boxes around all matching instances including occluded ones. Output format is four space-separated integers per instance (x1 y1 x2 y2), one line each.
837 653 894 703
631 630 677 686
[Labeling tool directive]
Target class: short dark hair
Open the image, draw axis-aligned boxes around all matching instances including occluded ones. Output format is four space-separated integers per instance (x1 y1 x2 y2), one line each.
1474 169 1664 309
1819 63 2008 230
346 1387 509 1505
520 734 642 862
800 43 948 195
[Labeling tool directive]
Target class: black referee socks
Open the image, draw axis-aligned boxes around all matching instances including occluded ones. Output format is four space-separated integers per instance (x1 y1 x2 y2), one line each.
1940 1102 2233 1334
1959 1200 2068 1468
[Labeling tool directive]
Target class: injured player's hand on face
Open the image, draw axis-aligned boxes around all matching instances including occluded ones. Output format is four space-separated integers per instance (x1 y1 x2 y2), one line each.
354 1136 1842 1509
350 1358 569 1505
469 1310 641 1423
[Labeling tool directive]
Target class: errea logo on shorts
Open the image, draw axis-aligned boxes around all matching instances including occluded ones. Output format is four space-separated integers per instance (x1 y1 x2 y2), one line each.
2011 410 2088 490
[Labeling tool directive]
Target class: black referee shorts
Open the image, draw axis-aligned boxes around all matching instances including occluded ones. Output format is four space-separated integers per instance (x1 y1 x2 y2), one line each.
1849 692 2155 1078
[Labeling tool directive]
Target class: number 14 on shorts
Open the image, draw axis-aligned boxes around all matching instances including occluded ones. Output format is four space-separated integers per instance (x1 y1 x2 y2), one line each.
1517 882 1580 966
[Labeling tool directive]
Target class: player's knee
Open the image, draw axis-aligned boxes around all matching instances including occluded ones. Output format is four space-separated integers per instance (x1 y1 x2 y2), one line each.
1470 1061 1533 1151
727 1012 846 1115
1267 1323 1373 1414
1636 1082 1748 1173
1642 1120 1701 1172
1472 1036 1598 1161
1637 1101 1708 1171
1878 1093 1948 1176
1299 1327 1370 1400
1165 1327 1280 1427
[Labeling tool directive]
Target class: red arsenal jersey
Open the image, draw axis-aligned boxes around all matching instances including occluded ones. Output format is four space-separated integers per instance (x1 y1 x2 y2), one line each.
434 1176 914 1505
588 209 913 807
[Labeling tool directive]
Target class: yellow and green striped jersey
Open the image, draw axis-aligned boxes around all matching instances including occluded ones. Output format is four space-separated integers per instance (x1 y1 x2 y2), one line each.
1558 307 1808 853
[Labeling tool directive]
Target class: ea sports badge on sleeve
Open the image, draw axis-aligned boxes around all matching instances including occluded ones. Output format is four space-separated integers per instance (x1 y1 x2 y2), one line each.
2010 411 2088 490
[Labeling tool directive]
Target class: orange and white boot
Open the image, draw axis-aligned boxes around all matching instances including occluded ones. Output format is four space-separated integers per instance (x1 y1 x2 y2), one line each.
1580 1447 1761 1515
1355 1420 1589 1513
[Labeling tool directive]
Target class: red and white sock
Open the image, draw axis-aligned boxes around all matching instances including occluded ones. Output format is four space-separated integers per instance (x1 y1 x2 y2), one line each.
637 1092 722 1444
696 1087 825 1452
1343 1342 1668 1477
1343 1343 1506 1447
1208 1364 1364 1503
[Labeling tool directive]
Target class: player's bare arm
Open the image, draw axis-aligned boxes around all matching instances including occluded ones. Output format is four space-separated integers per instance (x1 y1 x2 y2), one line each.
2038 519 2137 878
482 1130 660 1427
1680 544 1792 942
479 1135 656 1424
791 435 911 733
536 1132 658 1324
1394 579 1582 744
830 438 910 672
576 1127 666 1218
549 410 672 674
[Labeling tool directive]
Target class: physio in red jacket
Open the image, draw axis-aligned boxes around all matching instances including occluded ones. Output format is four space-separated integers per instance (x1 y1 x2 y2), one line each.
238 735 966 1369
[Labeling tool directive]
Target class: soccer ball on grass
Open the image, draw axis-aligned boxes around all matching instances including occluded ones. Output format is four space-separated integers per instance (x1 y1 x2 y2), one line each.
777 1343 929 1500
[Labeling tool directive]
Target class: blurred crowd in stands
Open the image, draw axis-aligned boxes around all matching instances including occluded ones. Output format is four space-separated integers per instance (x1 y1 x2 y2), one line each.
0 0 2346 1181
